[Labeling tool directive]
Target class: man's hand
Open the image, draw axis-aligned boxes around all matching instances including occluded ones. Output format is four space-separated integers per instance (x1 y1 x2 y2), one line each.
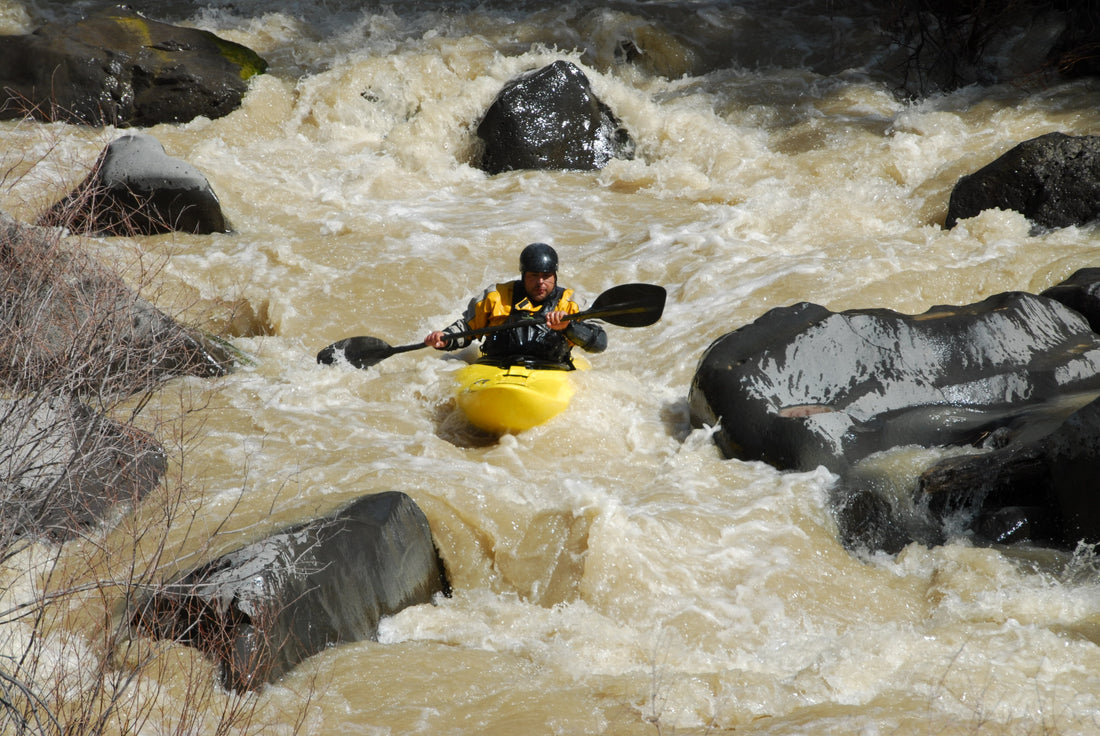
545 311 569 331
424 331 449 349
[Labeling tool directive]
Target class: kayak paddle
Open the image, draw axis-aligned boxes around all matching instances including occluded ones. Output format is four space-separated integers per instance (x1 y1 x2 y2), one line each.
317 282 666 369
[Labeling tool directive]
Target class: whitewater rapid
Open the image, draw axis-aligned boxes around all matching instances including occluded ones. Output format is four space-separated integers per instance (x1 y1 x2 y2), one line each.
2 0 1100 734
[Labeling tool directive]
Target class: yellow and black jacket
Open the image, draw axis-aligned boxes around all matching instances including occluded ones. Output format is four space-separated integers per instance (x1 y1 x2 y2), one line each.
442 281 607 366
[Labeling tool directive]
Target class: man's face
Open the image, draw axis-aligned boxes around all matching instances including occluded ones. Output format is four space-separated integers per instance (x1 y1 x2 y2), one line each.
523 271 556 303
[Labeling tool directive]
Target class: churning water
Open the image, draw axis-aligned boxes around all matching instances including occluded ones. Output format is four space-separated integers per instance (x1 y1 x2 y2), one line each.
3 0 1100 733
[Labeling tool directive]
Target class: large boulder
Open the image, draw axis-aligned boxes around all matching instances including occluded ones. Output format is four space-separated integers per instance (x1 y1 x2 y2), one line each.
0 396 166 542
1 213 234 396
37 133 229 236
0 7 266 127
688 292 1100 475
475 60 635 174
132 492 450 691
945 132 1100 231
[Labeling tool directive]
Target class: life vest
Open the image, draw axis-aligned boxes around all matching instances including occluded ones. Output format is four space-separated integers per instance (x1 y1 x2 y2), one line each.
478 281 577 366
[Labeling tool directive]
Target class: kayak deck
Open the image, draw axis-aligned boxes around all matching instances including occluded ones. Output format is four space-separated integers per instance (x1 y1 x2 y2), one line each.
455 360 583 434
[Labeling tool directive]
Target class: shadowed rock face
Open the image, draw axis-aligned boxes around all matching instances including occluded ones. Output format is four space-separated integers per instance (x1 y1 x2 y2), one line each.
915 392 1100 549
1040 267 1100 333
0 7 266 127
132 492 450 691
37 133 229 235
0 396 166 541
476 60 635 174
1 213 234 395
945 132 1100 231
688 292 1100 475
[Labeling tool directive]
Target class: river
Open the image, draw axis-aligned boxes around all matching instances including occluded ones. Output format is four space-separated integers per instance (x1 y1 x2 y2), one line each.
2 0 1100 734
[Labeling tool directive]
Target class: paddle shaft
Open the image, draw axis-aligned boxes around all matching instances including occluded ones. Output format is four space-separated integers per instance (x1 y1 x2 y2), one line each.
317 283 666 368
443 298 650 343
385 310 583 355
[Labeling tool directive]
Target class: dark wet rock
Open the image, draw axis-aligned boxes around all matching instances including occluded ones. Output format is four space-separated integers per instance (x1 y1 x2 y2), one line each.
1040 267 1100 333
972 506 1058 546
918 445 1050 526
0 396 166 542
132 491 450 691
945 132 1100 231
38 133 229 236
475 60 635 174
688 292 1100 475
916 394 1100 549
830 482 912 555
1 213 235 396
0 7 266 127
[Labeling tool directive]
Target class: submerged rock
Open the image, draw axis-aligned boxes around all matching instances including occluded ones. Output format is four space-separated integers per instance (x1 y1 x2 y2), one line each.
132 492 450 691
38 133 230 236
0 396 166 542
0 7 266 127
945 132 1100 231
1 213 235 396
916 393 1100 549
476 60 635 174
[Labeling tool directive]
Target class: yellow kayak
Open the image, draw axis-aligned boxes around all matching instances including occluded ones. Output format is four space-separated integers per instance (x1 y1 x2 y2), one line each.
455 358 588 434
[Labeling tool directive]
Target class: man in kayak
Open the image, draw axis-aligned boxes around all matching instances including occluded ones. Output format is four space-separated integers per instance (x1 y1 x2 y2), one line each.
423 242 607 367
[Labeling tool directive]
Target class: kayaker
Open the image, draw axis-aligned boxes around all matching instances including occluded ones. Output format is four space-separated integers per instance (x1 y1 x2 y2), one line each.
423 243 607 367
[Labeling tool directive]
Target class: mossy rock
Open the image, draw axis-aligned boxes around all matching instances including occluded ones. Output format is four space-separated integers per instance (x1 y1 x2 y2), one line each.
0 7 268 126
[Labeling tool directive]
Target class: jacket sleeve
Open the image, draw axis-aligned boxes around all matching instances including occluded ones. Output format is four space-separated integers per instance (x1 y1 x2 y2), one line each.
440 316 471 350
440 286 500 349
564 320 608 353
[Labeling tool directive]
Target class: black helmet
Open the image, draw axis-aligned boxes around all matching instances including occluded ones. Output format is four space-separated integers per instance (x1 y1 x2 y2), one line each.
519 242 558 274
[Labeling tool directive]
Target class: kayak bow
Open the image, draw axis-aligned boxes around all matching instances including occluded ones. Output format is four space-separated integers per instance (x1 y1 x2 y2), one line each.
455 359 588 434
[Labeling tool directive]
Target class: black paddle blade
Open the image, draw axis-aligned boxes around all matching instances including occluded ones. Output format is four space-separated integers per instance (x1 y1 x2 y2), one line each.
316 336 395 369
583 283 666 327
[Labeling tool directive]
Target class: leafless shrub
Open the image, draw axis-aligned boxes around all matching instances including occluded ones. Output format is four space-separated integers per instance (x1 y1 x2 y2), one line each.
884 0 1100 97
0 137 307 734
0 459 316 735
1 213 232 402
1049 2 1100 78
0 336 309 735
885 0 1032 96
